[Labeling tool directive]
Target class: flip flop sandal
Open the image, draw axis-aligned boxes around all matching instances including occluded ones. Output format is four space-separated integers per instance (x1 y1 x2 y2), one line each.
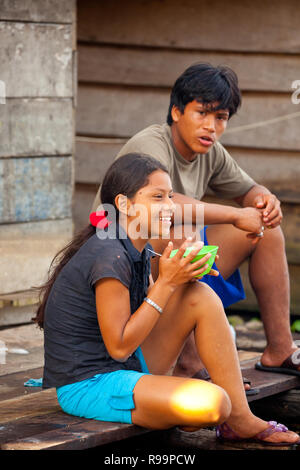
192 368 259 396
216 421 300 447
255 349 300 377
192 368 211 381
242 377 259 396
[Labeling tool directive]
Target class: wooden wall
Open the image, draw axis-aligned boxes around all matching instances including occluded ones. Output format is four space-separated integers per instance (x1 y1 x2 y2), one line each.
75 0 300 313
0 0 76 324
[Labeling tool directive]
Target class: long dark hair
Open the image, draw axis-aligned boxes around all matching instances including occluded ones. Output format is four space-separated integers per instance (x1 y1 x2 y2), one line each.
33 153 168 328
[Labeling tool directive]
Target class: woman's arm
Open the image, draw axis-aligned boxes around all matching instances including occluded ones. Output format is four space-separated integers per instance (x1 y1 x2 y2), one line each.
148 273 154 291
95 239 211 362
95 275 174 362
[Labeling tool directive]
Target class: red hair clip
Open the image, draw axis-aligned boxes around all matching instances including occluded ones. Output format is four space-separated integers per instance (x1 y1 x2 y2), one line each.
89 211 112 229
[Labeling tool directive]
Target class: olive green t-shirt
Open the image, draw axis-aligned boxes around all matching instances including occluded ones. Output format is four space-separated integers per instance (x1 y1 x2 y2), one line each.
91 123 255 211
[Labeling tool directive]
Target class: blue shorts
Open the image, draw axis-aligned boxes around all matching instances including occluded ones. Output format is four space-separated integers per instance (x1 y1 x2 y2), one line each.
56 347 150 424
199 226 245 308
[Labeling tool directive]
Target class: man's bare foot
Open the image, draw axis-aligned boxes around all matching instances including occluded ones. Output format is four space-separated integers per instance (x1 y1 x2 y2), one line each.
261 344 300 366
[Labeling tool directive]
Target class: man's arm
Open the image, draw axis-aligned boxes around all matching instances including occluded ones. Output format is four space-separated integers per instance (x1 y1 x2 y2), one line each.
172 191 264 235
234 184 283 228
172 192 238 225
234 184 270 207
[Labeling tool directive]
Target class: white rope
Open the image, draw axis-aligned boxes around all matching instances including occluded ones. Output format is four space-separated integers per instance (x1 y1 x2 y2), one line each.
226 110 300 134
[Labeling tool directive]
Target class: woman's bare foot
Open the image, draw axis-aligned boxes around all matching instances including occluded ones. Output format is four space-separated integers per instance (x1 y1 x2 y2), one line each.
225 415 300 445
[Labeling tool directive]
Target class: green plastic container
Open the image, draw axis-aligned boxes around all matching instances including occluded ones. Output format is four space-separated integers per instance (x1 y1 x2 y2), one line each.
169 245 218 277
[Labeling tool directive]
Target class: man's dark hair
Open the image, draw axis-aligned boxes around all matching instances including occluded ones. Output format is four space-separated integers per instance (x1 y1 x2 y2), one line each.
167 63 241 125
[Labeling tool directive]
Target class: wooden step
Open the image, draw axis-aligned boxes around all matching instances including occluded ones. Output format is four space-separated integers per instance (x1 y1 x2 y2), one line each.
240 357 300 403
0 374 150 450
164 424 300 451
0 324 299 450
0 355 299 450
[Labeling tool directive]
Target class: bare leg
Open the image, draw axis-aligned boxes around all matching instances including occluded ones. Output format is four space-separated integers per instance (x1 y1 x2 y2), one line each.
150 221 298 375
206 224 298 367
132 282 299 443
150 226 246 386
150 225 206 378
131 374 231 430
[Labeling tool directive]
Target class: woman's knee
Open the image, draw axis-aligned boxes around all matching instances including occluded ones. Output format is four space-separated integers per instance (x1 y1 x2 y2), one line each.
184 281 223 313
212 386 232 424
200 383 232 425
170 380 231 427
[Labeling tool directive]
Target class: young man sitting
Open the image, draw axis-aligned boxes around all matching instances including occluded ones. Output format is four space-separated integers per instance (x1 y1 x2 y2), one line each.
92 63 300 385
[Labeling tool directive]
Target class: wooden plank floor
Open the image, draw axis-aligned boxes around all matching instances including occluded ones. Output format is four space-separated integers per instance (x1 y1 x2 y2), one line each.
0 325 299 450
0 325 150 450
240 356 300 403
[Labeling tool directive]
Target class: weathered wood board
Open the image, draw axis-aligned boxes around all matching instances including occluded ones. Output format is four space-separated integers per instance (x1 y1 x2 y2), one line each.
73 182 98 230
0 388 60 424
0 0 76 305
250 389 300 426
0 367 44 400
0 0 75 23
78 44 300 93
0 304 37 327
240 357 300 402
77 0 300 53
0 324 44 375
0 218 73 240
76 86 300 151
0 405 150 450
0 99 73 157
76 85 168 138
0 220 73 295
75 137 124 185
220 94 300 151
228 148 300 204
0 22 73 98
0 156 72 223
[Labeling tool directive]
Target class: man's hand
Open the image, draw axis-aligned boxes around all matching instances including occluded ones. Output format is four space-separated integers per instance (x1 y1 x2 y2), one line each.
253 193 282 228
233 206 263 233
231 206 265 245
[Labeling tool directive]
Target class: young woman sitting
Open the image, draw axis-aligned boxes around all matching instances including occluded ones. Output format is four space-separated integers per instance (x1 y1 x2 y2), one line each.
34 153 300 446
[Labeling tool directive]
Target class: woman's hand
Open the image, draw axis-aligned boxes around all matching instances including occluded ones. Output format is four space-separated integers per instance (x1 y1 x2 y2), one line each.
157 238 215 289
208 255 219 277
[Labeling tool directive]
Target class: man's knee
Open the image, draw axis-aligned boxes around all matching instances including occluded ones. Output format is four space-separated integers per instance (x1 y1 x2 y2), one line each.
262 225 285 246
